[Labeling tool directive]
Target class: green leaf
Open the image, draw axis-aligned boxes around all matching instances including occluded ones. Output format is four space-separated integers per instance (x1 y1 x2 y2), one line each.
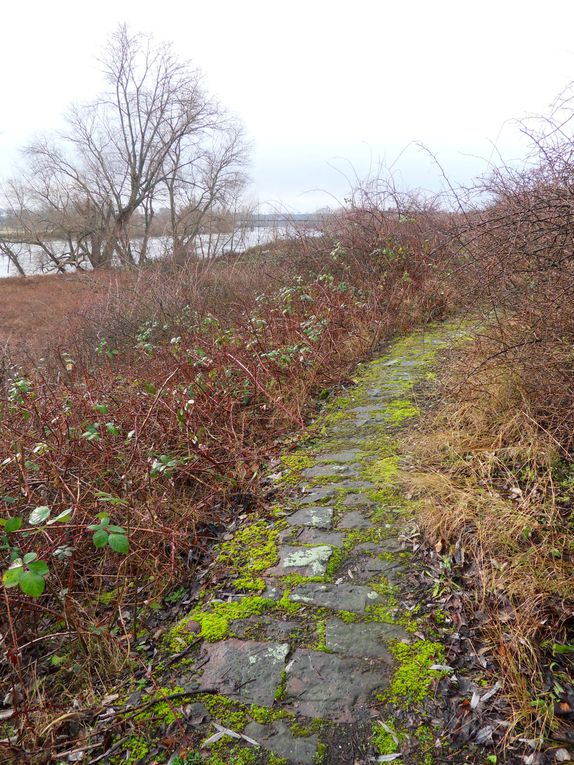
2 565 23 588
23 552 38 564
19 570 46 597
108 533 129 554
4 517 22 533
28 560 49 576
93 404 109 414
29 506 51 525
92 528 108 548
106 525 126 534
47 508 72 525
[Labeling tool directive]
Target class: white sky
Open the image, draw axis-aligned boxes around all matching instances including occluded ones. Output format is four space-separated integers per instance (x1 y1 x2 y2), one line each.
2 0 574 211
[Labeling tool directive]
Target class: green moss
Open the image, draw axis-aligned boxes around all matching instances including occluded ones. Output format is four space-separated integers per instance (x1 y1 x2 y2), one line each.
202 695 249 730
111 736 149 765
362 455 400 484
248 704 289 724
281 454 314 471
218 520 282 590
338 609 359 623
314 619 330 652
343 527 381 551
289 719 324 737
165 596 274 648
324 546 345 577
279 453 315 484
383 399 420 425
314 742 327 763
371 719 404 756
387 640 446 707
274 670 287 701
281 573 326 587
233 575 265 592
277 588 303 614
206 745 258 765
133 686 185 726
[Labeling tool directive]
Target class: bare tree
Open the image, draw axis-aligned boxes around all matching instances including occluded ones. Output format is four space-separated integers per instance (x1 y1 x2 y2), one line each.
1 24 248 273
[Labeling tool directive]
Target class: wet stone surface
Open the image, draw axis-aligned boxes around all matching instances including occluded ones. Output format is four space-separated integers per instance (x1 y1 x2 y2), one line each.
301 463 360 478
197 639 289 705
285 527 346 547
325 618 408 657
336 509 373 530
266 545 333 577
244 721 319 764
288 582 381 613
284 649 391 722
285 505 334 528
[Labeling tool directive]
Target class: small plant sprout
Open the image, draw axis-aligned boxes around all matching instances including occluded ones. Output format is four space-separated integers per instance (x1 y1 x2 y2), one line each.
88 514 129 553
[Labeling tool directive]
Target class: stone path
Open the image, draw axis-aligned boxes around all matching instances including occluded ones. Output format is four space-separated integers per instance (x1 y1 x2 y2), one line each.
152 325 464 764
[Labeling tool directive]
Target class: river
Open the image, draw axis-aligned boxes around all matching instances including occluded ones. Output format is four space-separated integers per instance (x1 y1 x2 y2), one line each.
0 225 305 278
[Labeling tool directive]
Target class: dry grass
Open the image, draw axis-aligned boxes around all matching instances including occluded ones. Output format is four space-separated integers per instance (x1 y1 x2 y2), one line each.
405 336 574 738
0 269 134 350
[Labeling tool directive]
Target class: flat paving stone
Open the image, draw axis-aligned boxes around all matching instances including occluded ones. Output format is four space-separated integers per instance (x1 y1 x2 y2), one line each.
301 463 360 478
340 555 388 578
285 506 334 529
315 449 361 463
342 493 375 508
287 527 346 547
334 479 375 490
244 721 318 764
337 510 373 530
230 617 302 642
266 545 332 577
299 487 338 504
284 649 390 722
354 539 403 554
325 618 407 658
197 639 289 705
288 582 380 613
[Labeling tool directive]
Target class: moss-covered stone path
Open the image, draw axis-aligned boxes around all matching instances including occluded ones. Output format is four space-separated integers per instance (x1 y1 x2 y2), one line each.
142 323 467 765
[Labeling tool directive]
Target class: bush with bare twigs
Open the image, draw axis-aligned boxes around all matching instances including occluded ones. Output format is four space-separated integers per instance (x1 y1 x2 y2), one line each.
0 204 456 755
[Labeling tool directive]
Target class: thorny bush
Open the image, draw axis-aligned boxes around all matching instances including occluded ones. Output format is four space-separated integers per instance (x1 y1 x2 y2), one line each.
0 211 456 754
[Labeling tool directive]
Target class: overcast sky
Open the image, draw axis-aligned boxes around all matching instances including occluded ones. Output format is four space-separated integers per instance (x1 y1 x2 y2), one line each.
2 1 574 211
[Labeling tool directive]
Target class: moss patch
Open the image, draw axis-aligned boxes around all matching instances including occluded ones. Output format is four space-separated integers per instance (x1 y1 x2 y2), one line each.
387 640 446 707
371 719 404 756
165 595 274 648
218 520 283 590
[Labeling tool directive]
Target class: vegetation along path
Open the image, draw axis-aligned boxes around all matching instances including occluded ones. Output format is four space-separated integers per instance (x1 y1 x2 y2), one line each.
129 323 471 765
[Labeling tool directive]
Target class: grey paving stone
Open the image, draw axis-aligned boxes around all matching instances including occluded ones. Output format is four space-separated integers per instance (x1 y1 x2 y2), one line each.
288 583 380 613
342 555 404 583
285 506 334 529
244 721 318 764
298 487 338 505
315 449 361 463
197 639 289 705
354 539 404 554
288 527 346 547
230 617 302 642
284 649 390 722
325 618 407 658
337 510 373 530
301 463 360 479
335 480 376 490
266 545 332 577
342 493 375 508
349 404 383 414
